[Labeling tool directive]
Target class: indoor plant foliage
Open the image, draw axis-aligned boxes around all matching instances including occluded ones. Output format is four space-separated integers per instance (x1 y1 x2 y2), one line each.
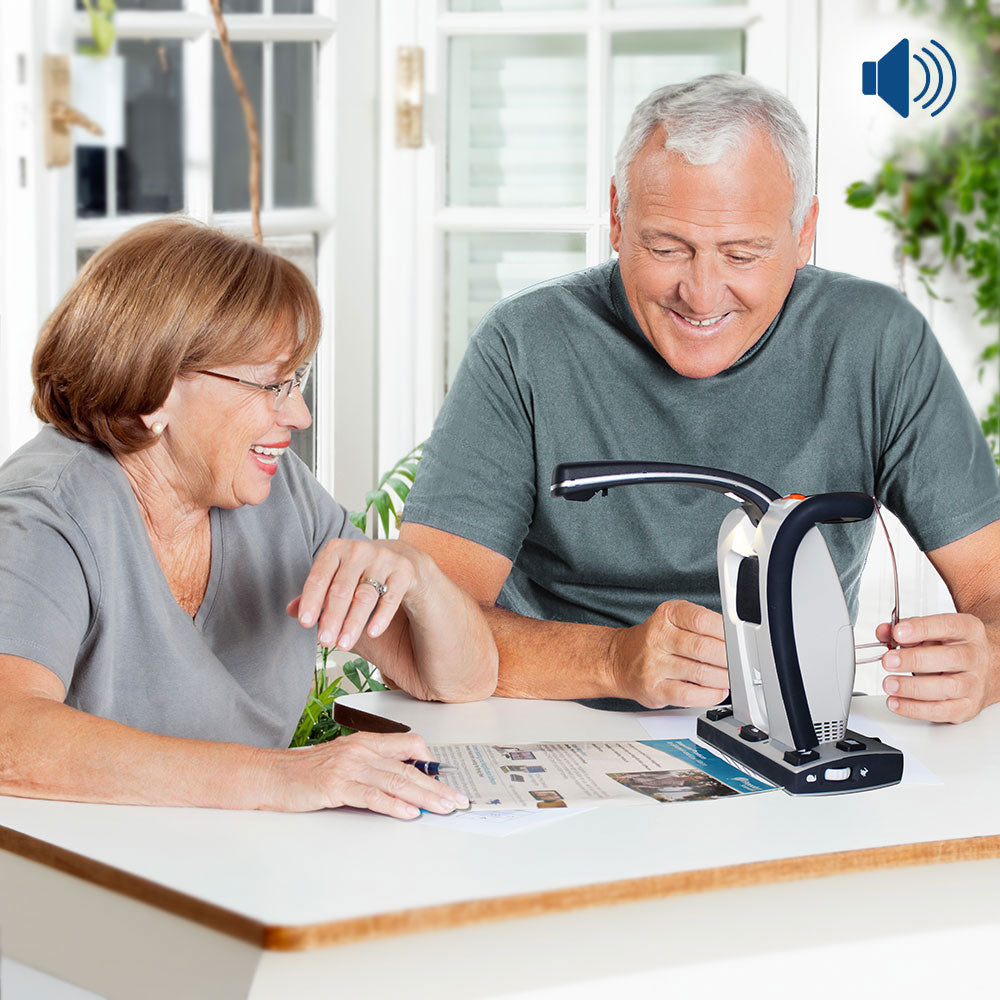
845 0 1000 460
289 446 422 747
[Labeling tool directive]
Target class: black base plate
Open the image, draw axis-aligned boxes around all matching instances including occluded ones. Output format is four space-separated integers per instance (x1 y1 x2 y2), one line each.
697 716 904 795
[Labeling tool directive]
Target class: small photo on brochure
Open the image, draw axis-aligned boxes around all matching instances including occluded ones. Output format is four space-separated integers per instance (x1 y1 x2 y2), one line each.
529 789 567 808
608 768 740 803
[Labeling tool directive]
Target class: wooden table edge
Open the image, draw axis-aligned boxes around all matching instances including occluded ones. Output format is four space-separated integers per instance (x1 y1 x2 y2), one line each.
4 821 999 953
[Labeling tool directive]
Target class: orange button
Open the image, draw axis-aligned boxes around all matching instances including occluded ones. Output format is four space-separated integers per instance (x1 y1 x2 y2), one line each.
786 493 806 500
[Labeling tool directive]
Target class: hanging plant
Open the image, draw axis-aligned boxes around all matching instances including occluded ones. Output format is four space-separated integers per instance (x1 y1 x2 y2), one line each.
845 0 1000 461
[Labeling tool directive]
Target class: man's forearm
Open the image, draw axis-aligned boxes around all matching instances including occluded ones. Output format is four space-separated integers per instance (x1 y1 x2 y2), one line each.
485 605 619 699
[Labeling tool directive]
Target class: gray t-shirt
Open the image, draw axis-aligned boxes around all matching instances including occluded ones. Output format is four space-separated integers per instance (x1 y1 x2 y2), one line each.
0 426 363 748
404 260 1000 626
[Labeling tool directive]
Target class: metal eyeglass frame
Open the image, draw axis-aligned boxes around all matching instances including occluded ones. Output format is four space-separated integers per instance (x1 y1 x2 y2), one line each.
855 496 901 664
195 362 311 411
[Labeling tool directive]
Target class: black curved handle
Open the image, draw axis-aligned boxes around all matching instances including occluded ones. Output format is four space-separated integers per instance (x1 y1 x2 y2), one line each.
766 492 875 750
551 461 781 525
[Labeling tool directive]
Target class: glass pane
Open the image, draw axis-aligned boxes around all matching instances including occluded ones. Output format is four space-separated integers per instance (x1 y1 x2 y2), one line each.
75 40 184 217
448 35 586 208
265 235 319 472
614 0 745 6
273 43 314 208
274 0 315 11
610 30 743 168
213 42 263 213
450 0 583 9
222 0 263 12
445 233 586 389
76 0 182 8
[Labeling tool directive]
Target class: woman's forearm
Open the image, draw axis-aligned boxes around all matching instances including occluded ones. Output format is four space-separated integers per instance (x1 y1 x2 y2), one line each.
0 696 274 808
0 693 469 816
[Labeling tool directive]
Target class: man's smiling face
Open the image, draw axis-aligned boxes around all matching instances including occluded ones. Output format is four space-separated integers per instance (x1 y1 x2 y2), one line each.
610 125 818 379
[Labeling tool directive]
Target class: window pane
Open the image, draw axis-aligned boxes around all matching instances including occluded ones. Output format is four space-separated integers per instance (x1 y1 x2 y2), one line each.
274 0 315 11
610 30 743 165
614 0 745 6
445 233 586 388
449 0 584 9
448 35 587 208
273 43 315 208
75 40 184 218
76 0 182 8
213 42 263 213
222 0 263 12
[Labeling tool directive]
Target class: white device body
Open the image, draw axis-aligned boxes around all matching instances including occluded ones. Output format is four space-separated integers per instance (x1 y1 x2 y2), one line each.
717 498 856 752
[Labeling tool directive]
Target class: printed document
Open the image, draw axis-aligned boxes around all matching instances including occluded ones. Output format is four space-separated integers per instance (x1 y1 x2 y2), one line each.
427 739 773 811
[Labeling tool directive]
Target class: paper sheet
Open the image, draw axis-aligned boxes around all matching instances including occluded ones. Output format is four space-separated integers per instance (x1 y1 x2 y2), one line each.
426 739 773 812
417 806 592 837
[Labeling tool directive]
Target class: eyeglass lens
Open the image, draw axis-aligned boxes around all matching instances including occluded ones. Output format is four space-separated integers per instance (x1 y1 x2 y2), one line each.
855 495 901 664
273 364 311 410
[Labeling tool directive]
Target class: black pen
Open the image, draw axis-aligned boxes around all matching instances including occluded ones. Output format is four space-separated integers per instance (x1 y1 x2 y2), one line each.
405 759 458 776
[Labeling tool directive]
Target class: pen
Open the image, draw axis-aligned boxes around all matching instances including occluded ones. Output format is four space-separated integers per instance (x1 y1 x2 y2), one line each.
404 759 458 776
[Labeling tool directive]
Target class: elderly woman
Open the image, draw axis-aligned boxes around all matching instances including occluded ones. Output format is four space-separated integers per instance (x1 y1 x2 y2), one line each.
0 219 497 819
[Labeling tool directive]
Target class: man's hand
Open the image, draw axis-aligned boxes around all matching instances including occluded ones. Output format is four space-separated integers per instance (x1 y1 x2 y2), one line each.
877 614 997 724
608 600 730 709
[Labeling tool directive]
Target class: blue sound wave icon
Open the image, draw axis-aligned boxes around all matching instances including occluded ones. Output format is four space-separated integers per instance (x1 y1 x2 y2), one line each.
862 38 957 119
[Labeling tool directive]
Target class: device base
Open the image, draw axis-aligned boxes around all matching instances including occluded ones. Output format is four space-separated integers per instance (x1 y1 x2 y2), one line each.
697 714 903 795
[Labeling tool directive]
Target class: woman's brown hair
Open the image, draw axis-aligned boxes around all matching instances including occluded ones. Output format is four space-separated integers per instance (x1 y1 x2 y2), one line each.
32 218 321 454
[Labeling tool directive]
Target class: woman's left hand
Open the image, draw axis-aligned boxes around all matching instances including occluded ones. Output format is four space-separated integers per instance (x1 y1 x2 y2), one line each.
286 538 429 652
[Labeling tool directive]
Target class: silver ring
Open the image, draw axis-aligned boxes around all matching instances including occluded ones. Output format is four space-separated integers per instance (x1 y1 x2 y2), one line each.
360 577 388 598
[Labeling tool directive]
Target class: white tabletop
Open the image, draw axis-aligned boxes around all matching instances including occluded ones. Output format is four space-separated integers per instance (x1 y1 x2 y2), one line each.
1 692 999 948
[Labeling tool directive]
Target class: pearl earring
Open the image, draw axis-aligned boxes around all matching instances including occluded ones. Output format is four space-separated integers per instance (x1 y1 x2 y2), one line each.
151 422 165 436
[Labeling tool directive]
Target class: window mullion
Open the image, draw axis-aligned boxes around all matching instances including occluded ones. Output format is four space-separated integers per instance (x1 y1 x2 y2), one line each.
186 3 213 222
263 40 274 212
585 17 609 266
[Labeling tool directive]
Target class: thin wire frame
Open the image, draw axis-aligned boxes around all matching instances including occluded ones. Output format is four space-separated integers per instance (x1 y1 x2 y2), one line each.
195 362 311 411
855 496 901 664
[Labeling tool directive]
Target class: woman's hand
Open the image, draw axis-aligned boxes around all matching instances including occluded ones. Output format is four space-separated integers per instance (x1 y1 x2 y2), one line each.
263 731 469 818
287 537 498 703
287 538 430 651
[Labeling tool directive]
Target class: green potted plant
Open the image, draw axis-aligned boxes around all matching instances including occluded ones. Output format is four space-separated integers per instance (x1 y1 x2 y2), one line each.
290 446 423 747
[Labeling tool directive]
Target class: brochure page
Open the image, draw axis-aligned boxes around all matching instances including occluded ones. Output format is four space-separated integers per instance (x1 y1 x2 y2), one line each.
426 739 774 811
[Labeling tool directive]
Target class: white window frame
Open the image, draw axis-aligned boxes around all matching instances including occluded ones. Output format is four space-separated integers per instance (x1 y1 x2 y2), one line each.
376 0 819 474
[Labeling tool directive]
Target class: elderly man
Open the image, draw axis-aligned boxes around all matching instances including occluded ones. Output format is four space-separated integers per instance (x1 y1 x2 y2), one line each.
400 74 1000 723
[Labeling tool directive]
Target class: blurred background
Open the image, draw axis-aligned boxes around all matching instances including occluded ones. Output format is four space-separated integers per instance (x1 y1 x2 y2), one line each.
1 0 996 685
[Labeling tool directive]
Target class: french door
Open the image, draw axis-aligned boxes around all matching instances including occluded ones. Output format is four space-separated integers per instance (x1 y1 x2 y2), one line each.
375 0 819 472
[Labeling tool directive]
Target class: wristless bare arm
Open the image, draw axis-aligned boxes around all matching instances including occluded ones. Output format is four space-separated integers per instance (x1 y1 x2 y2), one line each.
399 523 730 708
0 654 468 817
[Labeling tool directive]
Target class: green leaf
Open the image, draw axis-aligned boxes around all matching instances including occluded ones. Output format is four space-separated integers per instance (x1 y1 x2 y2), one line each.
845 181 877 208
348 510 367 532
384 476 411 503
371 490 391 538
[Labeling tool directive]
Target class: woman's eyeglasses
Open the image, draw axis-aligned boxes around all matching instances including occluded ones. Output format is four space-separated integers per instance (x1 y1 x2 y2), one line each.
196 362 311 411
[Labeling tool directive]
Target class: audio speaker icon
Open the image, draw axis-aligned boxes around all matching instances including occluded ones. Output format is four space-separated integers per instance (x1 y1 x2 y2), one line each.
862 38 956 118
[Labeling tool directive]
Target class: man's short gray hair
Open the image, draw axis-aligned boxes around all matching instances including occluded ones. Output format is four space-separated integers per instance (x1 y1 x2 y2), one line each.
613 74 815 232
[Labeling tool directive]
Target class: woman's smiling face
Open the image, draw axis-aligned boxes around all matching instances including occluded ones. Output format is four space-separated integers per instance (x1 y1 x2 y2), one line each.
156 351 312 510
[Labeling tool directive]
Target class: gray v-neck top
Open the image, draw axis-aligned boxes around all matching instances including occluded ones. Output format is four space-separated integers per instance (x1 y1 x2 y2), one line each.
0 426 362 748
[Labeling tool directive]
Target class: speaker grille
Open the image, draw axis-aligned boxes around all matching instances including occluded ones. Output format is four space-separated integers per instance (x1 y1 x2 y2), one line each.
814 720 846 744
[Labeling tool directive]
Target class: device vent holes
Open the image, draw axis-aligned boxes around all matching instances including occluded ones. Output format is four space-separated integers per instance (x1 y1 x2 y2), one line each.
813 720 846 743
